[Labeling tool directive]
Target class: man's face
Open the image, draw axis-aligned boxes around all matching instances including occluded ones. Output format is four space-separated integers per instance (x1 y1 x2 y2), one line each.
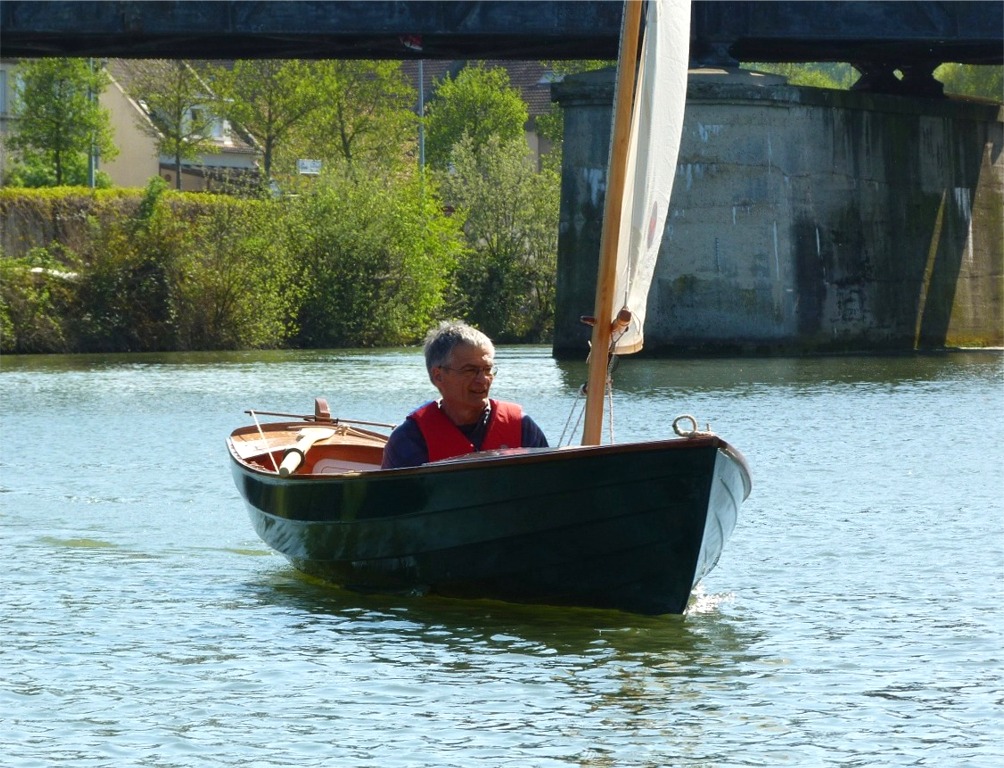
432 344 495 419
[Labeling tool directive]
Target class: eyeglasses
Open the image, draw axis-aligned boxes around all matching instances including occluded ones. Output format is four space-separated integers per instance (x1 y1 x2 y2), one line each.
440 364 498 379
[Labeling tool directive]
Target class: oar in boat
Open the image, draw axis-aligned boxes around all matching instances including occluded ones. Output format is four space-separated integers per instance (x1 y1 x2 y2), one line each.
278 427 336 476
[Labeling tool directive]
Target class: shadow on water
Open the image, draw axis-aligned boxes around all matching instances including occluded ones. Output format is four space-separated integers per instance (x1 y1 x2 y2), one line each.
242 566 765 672
0 347 424 372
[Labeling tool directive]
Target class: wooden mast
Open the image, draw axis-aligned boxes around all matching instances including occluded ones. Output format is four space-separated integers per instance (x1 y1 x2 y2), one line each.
581 0 645 445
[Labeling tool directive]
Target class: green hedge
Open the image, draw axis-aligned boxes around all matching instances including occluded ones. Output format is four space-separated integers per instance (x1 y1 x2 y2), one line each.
1 176 468 353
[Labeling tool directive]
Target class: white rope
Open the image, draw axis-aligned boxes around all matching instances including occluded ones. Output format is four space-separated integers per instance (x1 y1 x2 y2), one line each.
249 410 280 473
603 322 632 444
673 414 715 437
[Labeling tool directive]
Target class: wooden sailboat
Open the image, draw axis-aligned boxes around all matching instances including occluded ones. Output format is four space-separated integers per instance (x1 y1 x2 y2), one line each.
227 0 751 616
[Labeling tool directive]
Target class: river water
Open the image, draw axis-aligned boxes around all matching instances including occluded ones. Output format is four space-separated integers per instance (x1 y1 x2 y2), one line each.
2 347 1001 767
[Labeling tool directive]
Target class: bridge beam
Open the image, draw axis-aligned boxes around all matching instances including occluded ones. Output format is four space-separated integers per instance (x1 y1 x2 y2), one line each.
1 1 1001 69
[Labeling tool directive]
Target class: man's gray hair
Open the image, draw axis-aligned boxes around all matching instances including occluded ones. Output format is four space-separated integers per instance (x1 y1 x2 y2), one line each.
424 321 494 382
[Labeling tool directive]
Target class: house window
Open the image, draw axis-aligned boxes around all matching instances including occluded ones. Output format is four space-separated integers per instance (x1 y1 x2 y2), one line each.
209 118 231 142
0 69 7 116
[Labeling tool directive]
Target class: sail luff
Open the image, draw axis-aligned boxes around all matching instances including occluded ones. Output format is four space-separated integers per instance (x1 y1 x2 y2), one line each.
582 0 691 445
581 0 645 446
612 0 690 355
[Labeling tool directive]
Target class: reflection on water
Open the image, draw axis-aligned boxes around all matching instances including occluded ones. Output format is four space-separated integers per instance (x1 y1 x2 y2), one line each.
246 569 765 668
235 568 774 765
2 348 1001 767
560 350 1003 395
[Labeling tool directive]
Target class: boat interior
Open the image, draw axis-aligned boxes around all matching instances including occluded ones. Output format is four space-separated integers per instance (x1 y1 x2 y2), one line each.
230 424 387 475
230 399 390 476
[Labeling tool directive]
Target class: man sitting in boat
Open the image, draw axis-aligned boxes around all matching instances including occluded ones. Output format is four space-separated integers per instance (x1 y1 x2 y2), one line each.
381 321 548 468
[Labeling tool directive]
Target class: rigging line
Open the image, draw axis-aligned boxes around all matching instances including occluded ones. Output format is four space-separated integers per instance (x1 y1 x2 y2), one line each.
559 384 587 447
249 410 280 473
574 314 629 447
607 374 616 443
569 401 586 447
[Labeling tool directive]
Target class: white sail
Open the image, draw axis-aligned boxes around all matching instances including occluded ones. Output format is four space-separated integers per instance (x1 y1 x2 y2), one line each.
610 0 690 355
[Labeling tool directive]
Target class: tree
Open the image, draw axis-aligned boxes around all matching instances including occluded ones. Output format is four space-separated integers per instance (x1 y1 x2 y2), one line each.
207 59 320 183
129 60 218 189
935 64 1003 102
441 134 560 341
744 62 856 89
7 58 118 186
537 60 613 173
283 60 417 178
424 63 528 170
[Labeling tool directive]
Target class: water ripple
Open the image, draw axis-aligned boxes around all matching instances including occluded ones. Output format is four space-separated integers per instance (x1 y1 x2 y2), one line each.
3 350 1002 767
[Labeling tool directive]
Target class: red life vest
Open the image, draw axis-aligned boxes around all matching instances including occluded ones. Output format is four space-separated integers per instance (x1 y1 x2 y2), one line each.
409 399 523 462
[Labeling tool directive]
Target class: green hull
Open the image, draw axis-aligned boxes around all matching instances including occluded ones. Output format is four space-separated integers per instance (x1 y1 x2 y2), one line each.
231 435 751 615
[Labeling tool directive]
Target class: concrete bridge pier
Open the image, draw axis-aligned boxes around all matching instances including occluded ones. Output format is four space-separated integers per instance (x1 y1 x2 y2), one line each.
552 69 1003 357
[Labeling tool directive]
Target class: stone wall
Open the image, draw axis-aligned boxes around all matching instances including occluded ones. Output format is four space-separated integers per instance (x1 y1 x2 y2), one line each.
552 69 1003 356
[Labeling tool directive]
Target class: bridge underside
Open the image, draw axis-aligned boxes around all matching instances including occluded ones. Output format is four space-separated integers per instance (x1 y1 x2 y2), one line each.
2 1 1001 76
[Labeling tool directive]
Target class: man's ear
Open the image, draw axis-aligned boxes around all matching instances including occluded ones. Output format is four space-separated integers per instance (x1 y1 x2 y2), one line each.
432 366 443 385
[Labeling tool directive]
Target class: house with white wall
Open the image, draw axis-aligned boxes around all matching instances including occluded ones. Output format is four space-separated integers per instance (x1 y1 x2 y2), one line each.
0 57 260 190
104 59 260 191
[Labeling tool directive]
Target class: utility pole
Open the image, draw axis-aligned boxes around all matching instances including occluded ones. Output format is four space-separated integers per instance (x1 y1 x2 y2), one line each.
418 59 425 170
87 57 96 188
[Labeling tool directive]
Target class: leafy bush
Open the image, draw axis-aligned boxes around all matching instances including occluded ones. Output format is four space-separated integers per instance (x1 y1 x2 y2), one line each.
73 178 184 351
6 154 114 189
292 169 467 347
0 177 470 352
441 135 559 342
70 178 303 351
172 197 302 349
935 64 1004 102
0 247 80 353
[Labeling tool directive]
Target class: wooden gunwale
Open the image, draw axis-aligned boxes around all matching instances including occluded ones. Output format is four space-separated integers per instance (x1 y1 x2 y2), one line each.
229 421 751 504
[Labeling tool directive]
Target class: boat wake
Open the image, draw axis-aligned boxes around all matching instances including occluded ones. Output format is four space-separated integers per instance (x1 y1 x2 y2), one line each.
688 587 735 615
